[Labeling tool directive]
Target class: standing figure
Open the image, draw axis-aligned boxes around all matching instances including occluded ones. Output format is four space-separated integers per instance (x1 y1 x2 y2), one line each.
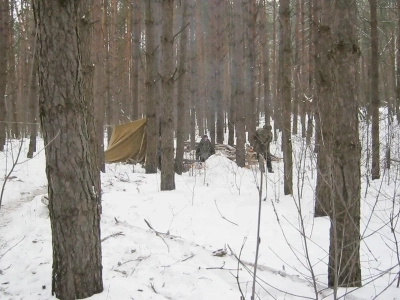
253 124 274 173
196 135 215 162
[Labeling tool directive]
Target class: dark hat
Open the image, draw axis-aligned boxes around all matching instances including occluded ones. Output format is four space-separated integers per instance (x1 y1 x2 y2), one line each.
263 124 272 130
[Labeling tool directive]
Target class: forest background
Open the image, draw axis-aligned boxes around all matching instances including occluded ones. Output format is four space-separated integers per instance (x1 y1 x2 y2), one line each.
1 0 400 299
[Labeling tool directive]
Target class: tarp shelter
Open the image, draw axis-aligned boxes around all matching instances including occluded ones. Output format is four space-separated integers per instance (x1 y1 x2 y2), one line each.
105 118 147 163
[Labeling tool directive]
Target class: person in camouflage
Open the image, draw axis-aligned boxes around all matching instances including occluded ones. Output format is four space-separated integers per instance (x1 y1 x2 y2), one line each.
253 124 274 173
196 135 215 162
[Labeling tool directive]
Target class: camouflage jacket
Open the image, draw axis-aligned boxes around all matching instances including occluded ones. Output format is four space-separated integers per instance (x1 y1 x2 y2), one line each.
196 139 215 160
253 127 273 155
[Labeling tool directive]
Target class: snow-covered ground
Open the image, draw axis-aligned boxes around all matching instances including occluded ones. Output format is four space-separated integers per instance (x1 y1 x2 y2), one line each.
0 127 399 299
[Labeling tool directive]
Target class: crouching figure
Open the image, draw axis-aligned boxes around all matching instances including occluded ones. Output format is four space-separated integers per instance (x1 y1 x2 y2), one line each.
253 124 274 173
196 135 215 162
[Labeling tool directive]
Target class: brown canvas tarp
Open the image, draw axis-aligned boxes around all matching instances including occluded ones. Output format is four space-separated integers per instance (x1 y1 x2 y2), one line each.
104 119 147 163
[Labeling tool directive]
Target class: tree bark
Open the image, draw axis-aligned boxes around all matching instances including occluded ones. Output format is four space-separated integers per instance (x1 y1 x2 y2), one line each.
33 1 103 298
8 0 18 139
370 0 380 180
292 0 301 135
279 0 293 195
233 0 245 167
245 0 257 146
227 2 235 147
260 0 272 126
189 5 197 151
328 0 361 288
144 0 159 174
93 0 105 172
131 0 141 121
160 0 175 190
175 0 190 174
314 0 333 217
396 0 400 122
0 0 9 150
27 33 38 159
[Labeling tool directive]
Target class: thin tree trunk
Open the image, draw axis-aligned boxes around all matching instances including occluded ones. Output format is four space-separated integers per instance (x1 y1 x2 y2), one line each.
215 0 224 145
396 0 400 122
228 2 235 147
260 0 272 125
292 0 301 135
300 0 307 138
27 37 38 159
370 0 380 180
243 0 257 146
314 0 333 217
33 1 103 298
8 0 18 139
144 0 159 174
306 0 314 145
93 0 105 172
0 0 9 150
175 0 190 174
328 0 361 288
131 0 141 121
105 0 113 143
233 0 245 167
195 3 205 137
369 0 380 180
279 0 293 195
189 6 197 151
160 0 175 190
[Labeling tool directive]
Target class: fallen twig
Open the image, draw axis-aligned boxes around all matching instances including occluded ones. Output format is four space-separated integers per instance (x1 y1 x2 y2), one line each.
0 236 25 260
117 259 134 267
228 238 247 300
101 231 124 242
214 200 238 226
144 219 170 252
130 255 151 276
144 219 181 239
150 282 157 294
162 253 195 268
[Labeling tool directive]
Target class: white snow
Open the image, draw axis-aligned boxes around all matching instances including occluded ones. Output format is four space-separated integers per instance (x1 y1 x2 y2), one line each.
0 128 399 300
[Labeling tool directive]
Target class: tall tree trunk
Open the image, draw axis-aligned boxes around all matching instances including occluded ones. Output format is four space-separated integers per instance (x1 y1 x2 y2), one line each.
228 2 235 147
246 0 257 145
160 0 175 190
0 0 9 150
300 0 306 138
8 0 18 139
93 0 105 172
233 0 245 167
396 0 400 122
306 0 314 145
195 3 205 137
370 0 380 180
33 0 103 298
175 0 190 174
144 0 159 174
131 0 141 121
105 0 113 143
189 6 197 151
279 0 293 195
314 0 333 217
27 32 38 159
292 0 301 135
272 0 278 139
328 0 361 289
208 1 217 144
215 0 224 145
260 0 272 125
